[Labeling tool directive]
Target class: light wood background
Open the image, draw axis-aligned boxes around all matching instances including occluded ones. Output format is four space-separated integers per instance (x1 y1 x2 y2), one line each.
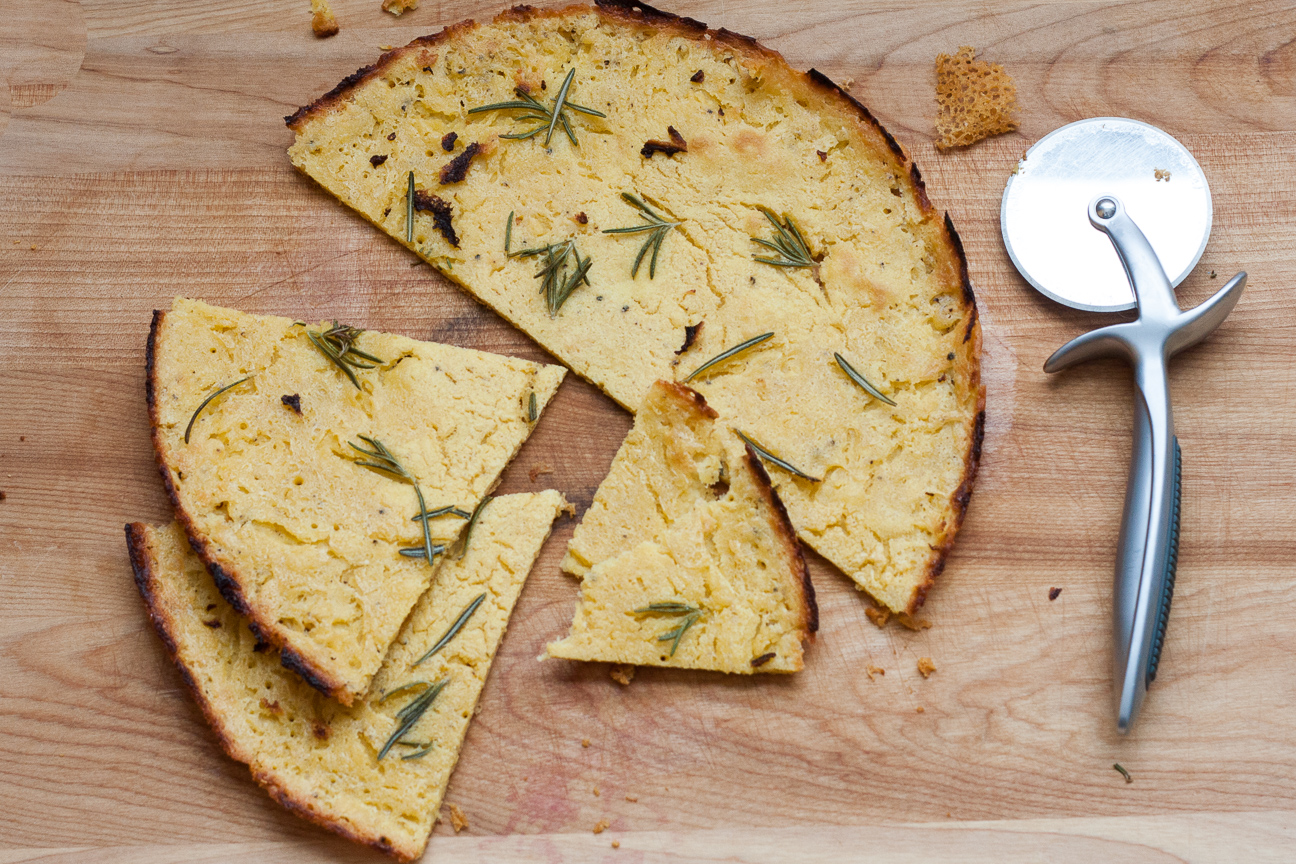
2 0 1295 861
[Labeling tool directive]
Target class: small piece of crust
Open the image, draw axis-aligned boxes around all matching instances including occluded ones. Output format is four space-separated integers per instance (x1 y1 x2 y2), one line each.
310 0 339 37
127 493 563 861
935 46 1018 150
382 0 418 16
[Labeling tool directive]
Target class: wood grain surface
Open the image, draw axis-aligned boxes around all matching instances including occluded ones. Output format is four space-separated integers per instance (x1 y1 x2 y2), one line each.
2 0 1295 861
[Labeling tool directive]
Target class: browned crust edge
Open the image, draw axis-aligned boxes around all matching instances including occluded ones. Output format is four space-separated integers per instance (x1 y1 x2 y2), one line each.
658 378 719 419
741 443 819 637
145 308 353 704
282 0 983 616
125 523 418 862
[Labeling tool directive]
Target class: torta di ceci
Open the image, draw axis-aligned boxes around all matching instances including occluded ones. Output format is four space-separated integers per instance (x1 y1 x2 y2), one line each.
547 380 816 672
285 0 983 616
149 297 564 703
127 491 564 861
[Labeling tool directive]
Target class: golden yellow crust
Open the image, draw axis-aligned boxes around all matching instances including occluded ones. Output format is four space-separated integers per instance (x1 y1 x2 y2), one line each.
547 381 814 673
127 492 564 861
935 46 1018 150
147 298 564 703
285 0 983 615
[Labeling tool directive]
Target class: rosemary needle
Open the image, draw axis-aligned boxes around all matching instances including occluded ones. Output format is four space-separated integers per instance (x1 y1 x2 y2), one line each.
378 680 447 761
456 495 492 559
528 391 538 422
734 429 822 483
504 210 514 254
634 602 702 657
407 171 416 244
684 332 773 382
834 352 896 406
411 505 472 523
414 593 487 666
185 376 252 444
1113 763 1133 784
376 680 431 705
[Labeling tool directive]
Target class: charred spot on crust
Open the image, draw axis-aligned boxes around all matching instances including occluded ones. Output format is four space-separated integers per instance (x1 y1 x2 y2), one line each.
641 126 687 158
252 638 271 653
369 154 388 167
441 130 458 151
281 394 302 414
387 131 397 141
817 150 828 161
597 0 708 32
203 619 222 628
575 212 588 224
439 141 480 184
280 646 342 702
1049 587 1063 601
691 69 704 82
676 321 703 355
413 191 460 247
751 652 776 667
312 721 331 741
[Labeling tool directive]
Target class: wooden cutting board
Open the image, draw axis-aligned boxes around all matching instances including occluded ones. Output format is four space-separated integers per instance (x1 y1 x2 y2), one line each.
2 0 1295 860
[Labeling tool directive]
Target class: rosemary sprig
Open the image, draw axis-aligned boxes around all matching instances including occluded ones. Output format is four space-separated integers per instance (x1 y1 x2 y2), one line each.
467 68 606 147
407 171 415 244
602 193 681 279
509 238 592 316
185 376 252 444
1113 763 1133 784
528 391 538 422
634 602 702 657
295 321 383 390
834 352 896 406
411 505 472 523
456 495 492 559
751 208 815 268
684 332 773 382
504 210 514 254
734 429 822 483
348 435 437 565
414 592 487 666
377 679 447 761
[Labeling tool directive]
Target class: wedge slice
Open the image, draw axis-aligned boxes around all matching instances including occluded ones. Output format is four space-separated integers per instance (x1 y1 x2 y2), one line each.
127 491 564 862
148 297 564 703
547 381 815 673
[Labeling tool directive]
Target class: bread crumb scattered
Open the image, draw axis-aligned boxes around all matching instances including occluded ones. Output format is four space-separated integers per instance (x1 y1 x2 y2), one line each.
896 613 932 631
611 664 636 685
449 803 468 833
1049 587 1062 601
865 606 890 628
625 795 638 802
1154 168 1171 182
593 786 600 796
918 657 936 678
865 665 885 681
612 840 621 848
593 819 611 834
381 0 418 15
562 501 577 517
30 245 38 251
916 706 925 713
935 46 1018 150
581 738 591 748
529 462 554 483
309 0 339 37
841 77 855 90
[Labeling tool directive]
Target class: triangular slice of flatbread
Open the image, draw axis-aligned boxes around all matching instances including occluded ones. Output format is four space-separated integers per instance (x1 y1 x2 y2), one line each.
149 297 564 703
127 491 564 862
547 381 815 673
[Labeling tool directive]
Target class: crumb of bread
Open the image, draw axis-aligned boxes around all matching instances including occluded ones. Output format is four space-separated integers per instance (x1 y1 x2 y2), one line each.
916 706 925 713
1154 168 1171 182
382 0 418 15
896 613 932 631
625 795 638 802
918 657 936 678
562 501 577 517
529 462 554 483
935 46 1018 150
309 0 339 37
865 607 890 628
865 665 885 681
612 840 621 848
449 803 468 833
581 738 590 748
593 819 611 834
1049 587 1062 601
611 664 636 685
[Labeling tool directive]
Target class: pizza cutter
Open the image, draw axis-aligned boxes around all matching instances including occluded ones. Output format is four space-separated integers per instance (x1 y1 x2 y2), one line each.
1001 117 1246 733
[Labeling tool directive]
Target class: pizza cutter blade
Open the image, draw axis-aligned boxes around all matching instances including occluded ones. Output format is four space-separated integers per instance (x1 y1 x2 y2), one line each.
1001 118 1246 733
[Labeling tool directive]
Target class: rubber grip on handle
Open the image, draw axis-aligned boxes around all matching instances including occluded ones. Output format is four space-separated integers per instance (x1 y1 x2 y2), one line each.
1146 438 1181 685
